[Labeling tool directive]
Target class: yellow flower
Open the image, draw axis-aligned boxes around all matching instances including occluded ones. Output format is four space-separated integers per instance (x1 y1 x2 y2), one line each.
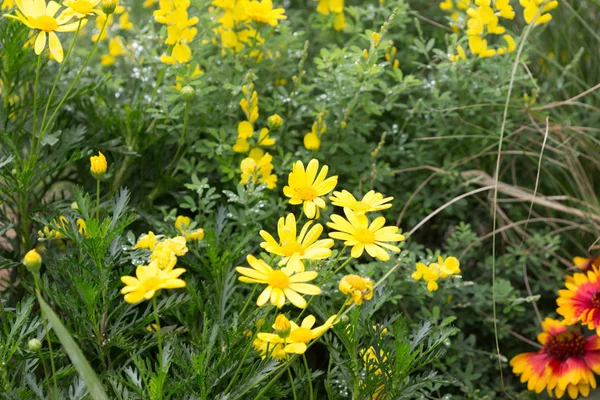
134 231 156 250
436 256 461 278
253 337 287 359
327 208 404 261
90 151 107 178
120 261 186 303
362 346 387 375
186 228 205 241
333 12 345 31
240 153 277 189
118 11 132 30
1 0 15 11
522 0 558 25
283 159 338 219
257 314 337 356
76 218 88 236
5 0 83 62
449 44 466 61
439 0 453 10
267 114 283 130
160 42 192 64
412 262 439 291
303 132 321 151
175 215 192 234
23 249 42 273
233 137 251 153
63 0 100 18
244 0 286 26
237 120 254 139
371 32 380 47
235 254 321 308
259 213 334 273
329 190 393 216
339 274 373 305
100 36 126 66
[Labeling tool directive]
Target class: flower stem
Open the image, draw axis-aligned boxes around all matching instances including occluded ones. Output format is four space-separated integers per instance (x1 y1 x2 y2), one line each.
302 354 313 400
33 273 58 400
29 54 43 169
287 367 298 400
36 17 108 159
152 296 163 369
168 101 190 175
96 178 100 221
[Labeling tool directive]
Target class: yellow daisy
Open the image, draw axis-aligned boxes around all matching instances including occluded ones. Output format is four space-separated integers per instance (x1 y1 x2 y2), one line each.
327 207 404 261
283 159 338 219
120 260 186 304
235 254 321 309
259 213 334 273
63 0 100 19
5 0 83 63
257 314 337 356
329 190 393 216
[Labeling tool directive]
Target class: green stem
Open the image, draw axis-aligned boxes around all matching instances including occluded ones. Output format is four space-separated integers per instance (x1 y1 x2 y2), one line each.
168 101 190 175
36 17 108 159
238 285 258 320
34 274 58 400
287 367 298 400
152 296 163 369
95 178 100 221
37 348 52 399
302 354 313 400
35 20 83 166
29 54 43 168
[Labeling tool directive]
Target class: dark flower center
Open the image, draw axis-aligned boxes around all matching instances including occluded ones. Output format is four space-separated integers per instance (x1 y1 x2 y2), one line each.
546 331 585 361
592 291 600 309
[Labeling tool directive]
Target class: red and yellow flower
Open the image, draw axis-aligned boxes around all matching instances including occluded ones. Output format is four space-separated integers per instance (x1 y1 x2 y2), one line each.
510 318 600 399
557 269 600 333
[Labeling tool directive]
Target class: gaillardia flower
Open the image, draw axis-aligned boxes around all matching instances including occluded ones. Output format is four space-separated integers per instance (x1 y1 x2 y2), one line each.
510 318 600 399
235 254 321 309
120 260 186 304
557 269 600 332
259 213 334 273
283 159 337 219
327 207 404 261
5 0 82 63
573 256 600 272
329 190 393 216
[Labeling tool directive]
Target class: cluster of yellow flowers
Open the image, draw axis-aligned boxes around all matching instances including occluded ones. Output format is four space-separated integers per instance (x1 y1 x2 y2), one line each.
211 0 286 55
152 0 198 65
441 0 516 60
411 256 461 291
314 0 346 31
235 83 282 189
37 215 87 240
122 216 204 303
385 43 400 69
236 158 405 358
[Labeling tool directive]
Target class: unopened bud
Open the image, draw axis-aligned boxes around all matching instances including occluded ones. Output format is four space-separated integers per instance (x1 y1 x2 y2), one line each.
181 86 195 102
28 338 42 352
273 314 291 339
267 114 283 130
71 202 79 211
101 0 117 14
23 249 42 273
371 32 381 47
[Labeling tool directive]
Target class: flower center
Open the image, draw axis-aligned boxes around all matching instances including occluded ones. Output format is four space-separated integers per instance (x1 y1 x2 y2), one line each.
33 16 59 32
267 270 290 289
281 241 304 256
546 331 586 361
140 277 161 291
289 327 313 343
295 186 318 201
354 228 375 244
592 291 600 309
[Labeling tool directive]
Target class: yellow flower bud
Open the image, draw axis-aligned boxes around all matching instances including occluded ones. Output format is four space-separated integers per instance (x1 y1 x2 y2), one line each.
101 0 117 14
267 114 283 130
90 151 107 179
273 314 291 338
371 32 381 47
362 49 369 59
340 121 347 129
23 249 42 273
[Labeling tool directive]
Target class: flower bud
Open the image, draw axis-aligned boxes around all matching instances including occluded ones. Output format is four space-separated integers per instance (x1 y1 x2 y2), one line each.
101 0 117 14
71 202 79 210
362 49 369 59
340 121 347 129
23 249 42 273
90 151 107 179
273 314 291 339
28 338 42 352
371 32 381 47
267 114 283 130
181 86 195 102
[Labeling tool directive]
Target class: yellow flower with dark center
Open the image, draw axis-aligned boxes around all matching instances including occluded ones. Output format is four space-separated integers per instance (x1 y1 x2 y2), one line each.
283 159 337 219
330 190 393 216
5 0 83 63
339 274 373 305
120 260 186 303
90 151 107 178
328 208 404 261
244 0 286 26
63 0 100 18
257 314 337 356
259 213 333 273
235 254 321 309
134 231 156 250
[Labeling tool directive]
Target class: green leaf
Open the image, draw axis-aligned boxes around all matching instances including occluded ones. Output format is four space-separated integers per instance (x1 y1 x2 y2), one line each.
36 294 109 400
